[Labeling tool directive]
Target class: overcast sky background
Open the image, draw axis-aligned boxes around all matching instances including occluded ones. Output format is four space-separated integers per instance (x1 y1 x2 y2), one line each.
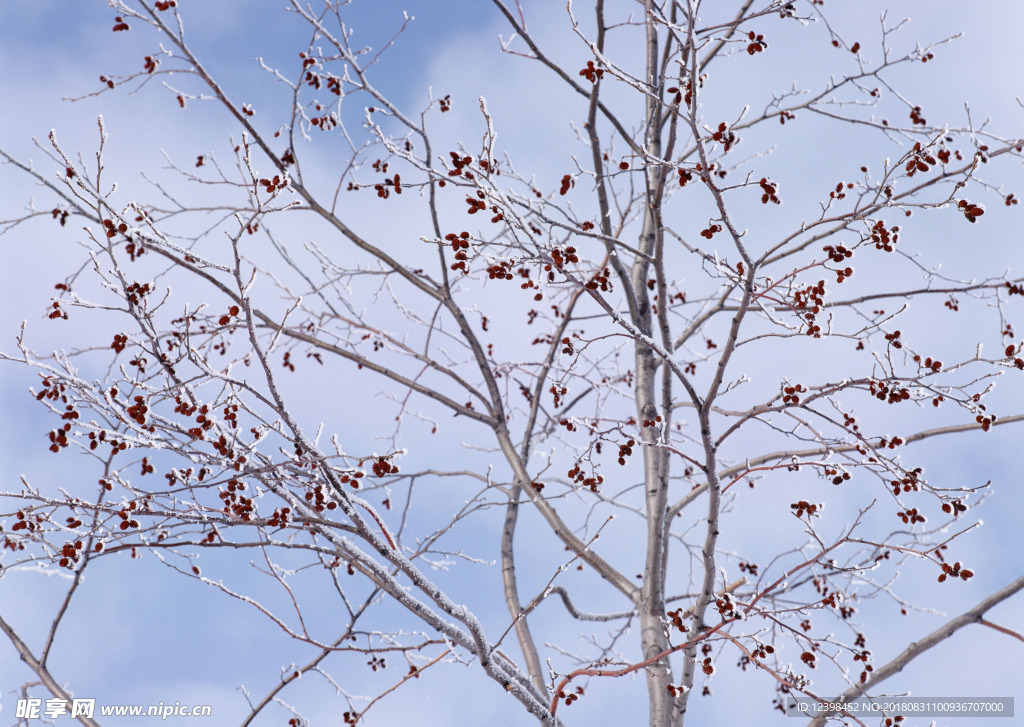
2 1 1024 725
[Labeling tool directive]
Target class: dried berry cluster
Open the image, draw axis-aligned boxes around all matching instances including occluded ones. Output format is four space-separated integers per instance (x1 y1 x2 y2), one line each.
781 383 804 405
260 175 287 194
124 281 152 306
790 500 821 517
447 151 474 178
869 220 899 251
823 243 852 264
937 561 973 583
666 607 687 632
884 330 903 349
890 467 923 496
585 267 612 291
896 507 926 525
904 141 936 176
486 259 516 281
267 507 291 527
616 439 635 465
309 107 339 130
371 457 399 477
759 177 780 204
103 218 128 238
304 483 338 513
220 479 254 520
58 540 84 570
746 30 767 55
821 466 850 485
791 279 826 337
219 305 241 326
912 355 943 372
957 199 985 223
375 174 401 199
578 60 604 83
567 462 603 492
556 686 584 706
711 122 736 153
446 231 471 272
941 499 968 516
302 57 342 97
715 593 741 619
701 223 722 239
868 379 911 404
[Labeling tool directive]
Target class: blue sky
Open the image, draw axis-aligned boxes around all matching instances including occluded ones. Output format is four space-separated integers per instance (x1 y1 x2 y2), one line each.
2 1 1024 725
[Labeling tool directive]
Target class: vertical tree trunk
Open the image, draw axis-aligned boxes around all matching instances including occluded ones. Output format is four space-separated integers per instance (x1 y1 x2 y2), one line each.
636 8 673 721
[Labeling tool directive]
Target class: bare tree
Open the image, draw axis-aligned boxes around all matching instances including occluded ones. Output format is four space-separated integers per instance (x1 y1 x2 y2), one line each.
2 1 1023 725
